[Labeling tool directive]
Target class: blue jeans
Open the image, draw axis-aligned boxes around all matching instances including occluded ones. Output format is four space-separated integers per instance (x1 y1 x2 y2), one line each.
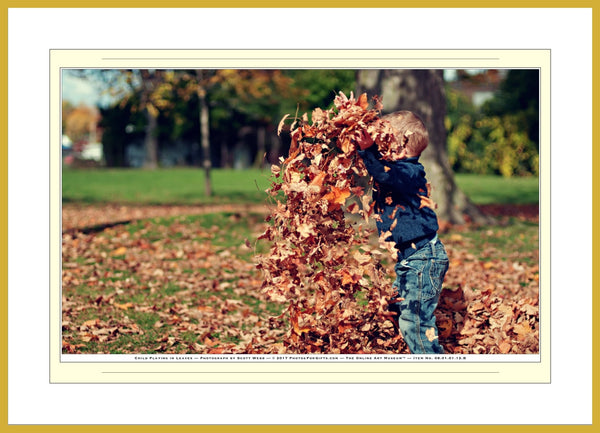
391 236 449 354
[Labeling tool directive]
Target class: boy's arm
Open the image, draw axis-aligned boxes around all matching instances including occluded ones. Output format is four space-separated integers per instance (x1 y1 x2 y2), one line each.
358 146 393 184
358 146 415 188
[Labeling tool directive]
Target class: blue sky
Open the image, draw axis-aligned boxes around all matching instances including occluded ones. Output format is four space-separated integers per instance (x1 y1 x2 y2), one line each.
62 71 98 106
62 70 116 107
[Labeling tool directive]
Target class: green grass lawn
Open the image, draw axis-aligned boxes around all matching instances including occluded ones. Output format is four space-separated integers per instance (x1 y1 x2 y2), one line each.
454 173 539 205
62 167 274 205
62 167 539 206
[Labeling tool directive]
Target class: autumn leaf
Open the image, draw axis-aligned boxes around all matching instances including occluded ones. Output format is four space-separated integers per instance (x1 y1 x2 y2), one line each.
425 327 439 342
513 322 533 340
418 183 437 210
110 246 127 256
277 113 290 135
323 186 351 205
418 195 437 210
297 223 315 239
290 311 311 335
499 341 512 354
82 319 99 328
353 250 371 264
357 92 369 110
309 171 327 189
340 269 359 286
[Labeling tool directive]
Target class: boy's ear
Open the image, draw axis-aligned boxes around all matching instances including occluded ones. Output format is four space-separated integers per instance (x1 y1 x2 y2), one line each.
401 132 410 147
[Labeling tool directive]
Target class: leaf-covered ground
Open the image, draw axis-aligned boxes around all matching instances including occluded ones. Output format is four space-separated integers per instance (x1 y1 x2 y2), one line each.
62 203 539 355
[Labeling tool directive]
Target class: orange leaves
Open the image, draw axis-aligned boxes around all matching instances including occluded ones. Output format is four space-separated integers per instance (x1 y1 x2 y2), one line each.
323 186 351 206
62 199 539 355
418 195 437 211
110 246 127 256
309 170 326 188
339 268 361 286
277 114 291 136
290 311 312 336
357 92 369 110
418 182 437 210
436 285 539 354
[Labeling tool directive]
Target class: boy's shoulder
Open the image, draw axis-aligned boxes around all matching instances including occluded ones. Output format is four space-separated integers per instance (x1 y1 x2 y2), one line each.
391 156 424 171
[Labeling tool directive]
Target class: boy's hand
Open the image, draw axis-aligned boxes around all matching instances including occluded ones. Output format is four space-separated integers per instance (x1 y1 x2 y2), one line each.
355 129 374 150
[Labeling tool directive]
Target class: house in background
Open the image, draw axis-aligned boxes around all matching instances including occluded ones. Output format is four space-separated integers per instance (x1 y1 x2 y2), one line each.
445 69 507 107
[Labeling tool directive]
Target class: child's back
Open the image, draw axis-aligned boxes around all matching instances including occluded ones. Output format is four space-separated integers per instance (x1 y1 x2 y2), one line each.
357 110 449 354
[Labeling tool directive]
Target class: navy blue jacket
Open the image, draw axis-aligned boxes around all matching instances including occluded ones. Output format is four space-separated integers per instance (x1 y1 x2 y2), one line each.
359 146 439 259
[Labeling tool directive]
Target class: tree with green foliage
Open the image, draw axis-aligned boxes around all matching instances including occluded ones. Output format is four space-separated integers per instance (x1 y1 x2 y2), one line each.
445 70 539 177
282 70 357 112
483 69 539 147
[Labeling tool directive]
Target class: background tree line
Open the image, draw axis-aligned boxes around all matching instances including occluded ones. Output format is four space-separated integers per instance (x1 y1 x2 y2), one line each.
64 69 356 169
64 68 539 177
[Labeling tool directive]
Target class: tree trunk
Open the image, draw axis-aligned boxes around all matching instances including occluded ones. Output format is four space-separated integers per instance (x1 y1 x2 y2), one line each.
139 69 162 170
143 106 159 169
253 126 266 168
196 70 212 197
356 69 488 225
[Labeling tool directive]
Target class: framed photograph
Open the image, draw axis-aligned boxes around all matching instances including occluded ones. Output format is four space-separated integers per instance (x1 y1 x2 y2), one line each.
50 48 550 384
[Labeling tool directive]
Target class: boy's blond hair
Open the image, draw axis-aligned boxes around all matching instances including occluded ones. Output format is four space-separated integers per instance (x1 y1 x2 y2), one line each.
382 111 429 157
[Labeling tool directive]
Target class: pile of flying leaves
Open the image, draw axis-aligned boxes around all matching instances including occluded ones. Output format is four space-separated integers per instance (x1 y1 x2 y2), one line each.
257 92 410 354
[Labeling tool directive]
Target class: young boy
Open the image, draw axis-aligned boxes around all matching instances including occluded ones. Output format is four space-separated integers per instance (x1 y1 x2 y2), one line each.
357 111 449 354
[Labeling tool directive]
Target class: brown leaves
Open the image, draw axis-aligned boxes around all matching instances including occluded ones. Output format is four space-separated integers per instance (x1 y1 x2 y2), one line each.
418 183 437 210
62 212 286 354
436 238 540 354
62 202 539 355
257 92 407 354
440 286 539 354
